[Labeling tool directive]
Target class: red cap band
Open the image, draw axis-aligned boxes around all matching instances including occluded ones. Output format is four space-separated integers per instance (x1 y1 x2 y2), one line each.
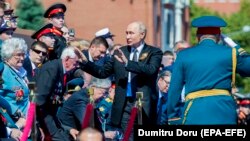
197 27 221 35
52 27 62 36
48 8 64 17
239 100 250 105
37 28 53 39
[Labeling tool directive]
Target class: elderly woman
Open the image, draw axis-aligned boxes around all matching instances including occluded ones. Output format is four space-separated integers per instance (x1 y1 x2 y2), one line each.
0 38 29 138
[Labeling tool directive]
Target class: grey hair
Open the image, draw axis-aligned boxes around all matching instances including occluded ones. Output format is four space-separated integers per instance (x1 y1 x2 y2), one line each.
132 21 147 39
157 70 171 81
60 46 77 59
159 70 171 77
136 21 147 34
90 77 111 89
1 38 28 61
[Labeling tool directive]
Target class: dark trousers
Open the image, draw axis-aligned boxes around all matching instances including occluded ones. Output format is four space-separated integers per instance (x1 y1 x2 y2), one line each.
43 114 70 141
120 98 136 141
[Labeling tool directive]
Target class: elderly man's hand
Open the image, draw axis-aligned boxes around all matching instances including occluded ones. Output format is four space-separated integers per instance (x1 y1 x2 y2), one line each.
70 128 79 140
15 117 26 129
10 128 23 141
104 131 117 139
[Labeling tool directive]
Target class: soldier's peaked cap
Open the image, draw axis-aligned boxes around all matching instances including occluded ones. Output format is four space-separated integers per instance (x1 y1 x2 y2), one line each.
192 16 227 27
66 78 84 93
95 28 115 39
44 3 66 18
192 16 227 35
31 23 54 39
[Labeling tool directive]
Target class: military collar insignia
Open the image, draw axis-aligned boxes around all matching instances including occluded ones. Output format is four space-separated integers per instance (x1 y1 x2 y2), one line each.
237 48 246 56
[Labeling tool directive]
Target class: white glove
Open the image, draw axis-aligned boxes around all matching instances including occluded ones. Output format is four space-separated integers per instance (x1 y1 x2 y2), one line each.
221 34 238 48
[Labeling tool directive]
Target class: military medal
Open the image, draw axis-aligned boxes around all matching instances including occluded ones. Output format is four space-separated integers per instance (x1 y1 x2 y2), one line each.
15 89 24 101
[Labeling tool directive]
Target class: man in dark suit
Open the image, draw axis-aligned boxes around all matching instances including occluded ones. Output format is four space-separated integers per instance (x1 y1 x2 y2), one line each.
23 41 48 82
36 47 83 141
95 28 115 65
82 36 109 64
81 21 163 140
81 36 109 88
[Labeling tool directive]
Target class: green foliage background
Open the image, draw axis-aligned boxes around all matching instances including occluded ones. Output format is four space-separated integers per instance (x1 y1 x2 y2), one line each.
190 0 250 94
15 0 45 31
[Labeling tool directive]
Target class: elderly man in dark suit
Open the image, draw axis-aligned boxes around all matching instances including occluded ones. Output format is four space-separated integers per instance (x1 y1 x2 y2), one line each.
81 21 163 140
36 46 84 141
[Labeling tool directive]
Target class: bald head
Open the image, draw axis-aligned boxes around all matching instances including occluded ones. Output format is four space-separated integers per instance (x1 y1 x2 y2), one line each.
77 127 103 141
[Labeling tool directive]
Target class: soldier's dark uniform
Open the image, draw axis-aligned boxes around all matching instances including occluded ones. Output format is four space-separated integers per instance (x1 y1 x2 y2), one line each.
44 3 67 60
167 16 250 125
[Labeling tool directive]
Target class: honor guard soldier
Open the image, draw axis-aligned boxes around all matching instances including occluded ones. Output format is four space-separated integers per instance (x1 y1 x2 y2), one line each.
44 3 67 60
167 16 250 125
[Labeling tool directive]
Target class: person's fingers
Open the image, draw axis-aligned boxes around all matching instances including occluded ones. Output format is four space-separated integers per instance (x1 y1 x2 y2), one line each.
13 137 19 141
238 111 246 119
74 47 87 62
72 134 77 140
114 55 124 63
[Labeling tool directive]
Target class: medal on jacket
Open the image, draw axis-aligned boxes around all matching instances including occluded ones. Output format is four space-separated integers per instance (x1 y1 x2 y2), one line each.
52 95 62 105
15 89 24 101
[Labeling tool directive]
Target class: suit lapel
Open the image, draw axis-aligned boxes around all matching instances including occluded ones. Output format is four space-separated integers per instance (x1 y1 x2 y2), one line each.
139 44 150 62
123 46 131 58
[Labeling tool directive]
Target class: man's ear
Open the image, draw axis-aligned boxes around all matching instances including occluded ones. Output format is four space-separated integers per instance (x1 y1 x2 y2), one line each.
140 32 145 39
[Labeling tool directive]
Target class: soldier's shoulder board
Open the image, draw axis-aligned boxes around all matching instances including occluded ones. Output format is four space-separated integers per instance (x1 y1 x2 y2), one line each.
237 48 247 56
